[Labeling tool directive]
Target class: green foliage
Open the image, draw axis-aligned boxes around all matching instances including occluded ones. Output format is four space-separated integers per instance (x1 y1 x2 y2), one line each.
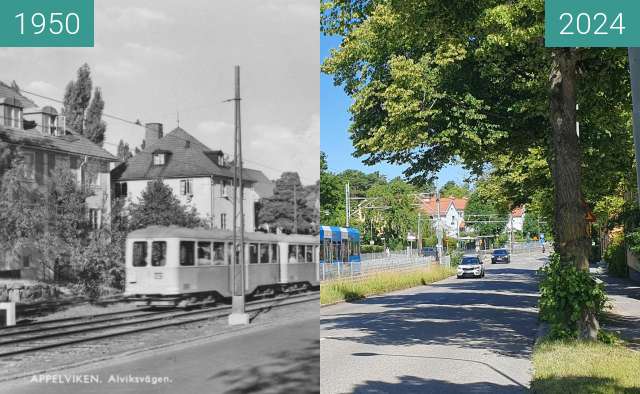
320 152 345 226
449 250 463 267
360 244 384 253
85 87 107 146
605 232 627 278
61 64 107 146
465 188 508 236
439 181 470 198
257 172 316 234
625 228 640 256
539 253 609 339
129 179 203 231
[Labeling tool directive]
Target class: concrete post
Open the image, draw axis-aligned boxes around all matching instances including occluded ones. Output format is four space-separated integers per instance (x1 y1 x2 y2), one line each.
0 302 16 326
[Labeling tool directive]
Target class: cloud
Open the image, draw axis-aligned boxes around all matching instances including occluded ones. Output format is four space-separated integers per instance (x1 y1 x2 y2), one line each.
25 81 59 98
124 42 182 61
95 60 144 79
104 7 173 29
194 115 319 183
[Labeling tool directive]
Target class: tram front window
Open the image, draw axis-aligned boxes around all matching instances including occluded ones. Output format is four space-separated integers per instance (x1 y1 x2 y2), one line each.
133 241 147 267
151 241 166 266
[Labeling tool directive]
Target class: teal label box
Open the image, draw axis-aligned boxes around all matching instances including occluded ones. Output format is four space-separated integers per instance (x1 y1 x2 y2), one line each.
546 0 640 47
0 0 94 47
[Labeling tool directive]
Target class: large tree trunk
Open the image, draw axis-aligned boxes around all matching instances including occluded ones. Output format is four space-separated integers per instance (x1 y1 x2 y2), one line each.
549 48 598 339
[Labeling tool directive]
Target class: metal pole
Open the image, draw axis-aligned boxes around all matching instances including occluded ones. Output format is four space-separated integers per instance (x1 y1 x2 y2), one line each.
628 48 640 205
229 65 248 325
293 184 298 233
345 182 350 227
436 189 443 262
509 213 514 255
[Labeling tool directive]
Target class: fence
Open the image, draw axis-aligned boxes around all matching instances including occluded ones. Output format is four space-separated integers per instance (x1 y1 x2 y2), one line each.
320 251 437 281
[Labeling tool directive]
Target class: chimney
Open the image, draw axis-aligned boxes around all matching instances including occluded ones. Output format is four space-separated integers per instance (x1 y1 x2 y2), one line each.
145 123 163 147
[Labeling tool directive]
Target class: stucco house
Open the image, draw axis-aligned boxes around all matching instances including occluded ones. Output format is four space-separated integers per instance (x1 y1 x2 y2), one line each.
0 81 119 279
111 123 272 231
506 206 525 232
422 196 468 237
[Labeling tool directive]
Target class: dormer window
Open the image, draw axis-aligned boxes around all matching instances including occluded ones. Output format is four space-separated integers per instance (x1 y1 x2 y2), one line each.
218 155 224 166
153 153 166 165
0 97 23 129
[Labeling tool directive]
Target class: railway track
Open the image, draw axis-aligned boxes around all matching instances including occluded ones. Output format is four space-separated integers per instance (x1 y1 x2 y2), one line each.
0 291 318 358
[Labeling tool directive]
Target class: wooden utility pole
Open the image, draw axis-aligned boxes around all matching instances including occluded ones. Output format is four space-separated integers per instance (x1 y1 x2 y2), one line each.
229 65 248 326
293 184 298 233
629 48 640 205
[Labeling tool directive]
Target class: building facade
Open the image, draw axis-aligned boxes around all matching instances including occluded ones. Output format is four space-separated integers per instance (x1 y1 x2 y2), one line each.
422 196 468 238
0 81 119 279
111 124 272 231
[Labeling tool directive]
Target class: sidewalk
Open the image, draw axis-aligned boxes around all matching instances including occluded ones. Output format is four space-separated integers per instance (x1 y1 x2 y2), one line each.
591 262 640 349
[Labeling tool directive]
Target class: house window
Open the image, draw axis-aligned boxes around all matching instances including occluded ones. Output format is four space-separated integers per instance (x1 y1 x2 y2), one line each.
153 153 165 165
12 108 21 128
220 213 227 230
218 155 224 166
180 179 193 196
220 180 228 197
115 182 128 198
89 209 101 230
21 152 35 180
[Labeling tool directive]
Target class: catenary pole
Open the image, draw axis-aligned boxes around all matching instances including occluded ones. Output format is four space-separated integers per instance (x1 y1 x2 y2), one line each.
229 65 248 325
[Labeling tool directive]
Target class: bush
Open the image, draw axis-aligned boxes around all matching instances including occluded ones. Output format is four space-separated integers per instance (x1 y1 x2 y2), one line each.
605 232 627 278
539 253 609 339
449 250 463 267
361 244 384 254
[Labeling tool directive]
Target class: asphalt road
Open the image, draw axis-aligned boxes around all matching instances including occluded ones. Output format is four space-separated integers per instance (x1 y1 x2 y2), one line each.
1 312 319 394
321 252 546 393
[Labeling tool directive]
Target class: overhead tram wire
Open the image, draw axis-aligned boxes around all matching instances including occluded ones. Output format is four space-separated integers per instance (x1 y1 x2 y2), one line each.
17 90 318 184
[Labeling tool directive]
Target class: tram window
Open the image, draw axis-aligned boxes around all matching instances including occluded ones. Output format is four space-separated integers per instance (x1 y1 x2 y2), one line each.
249 243 259 264
151 241 167 267
297 245 305 262
319 242 324 261
198 242 212 265
288 245 297 263
259 244 269 263
270 244 278 263
179 241 195 266
350 241 359 257
213 242 225 265
306 245 313 263
132 241 147 267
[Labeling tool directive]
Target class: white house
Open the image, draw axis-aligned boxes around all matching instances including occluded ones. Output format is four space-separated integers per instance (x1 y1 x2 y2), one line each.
506 206 525 232
422 196 468 237
111 124 272 231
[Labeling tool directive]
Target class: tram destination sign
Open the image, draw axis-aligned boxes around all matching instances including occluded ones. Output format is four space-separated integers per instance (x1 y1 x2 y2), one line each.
545 0 640 47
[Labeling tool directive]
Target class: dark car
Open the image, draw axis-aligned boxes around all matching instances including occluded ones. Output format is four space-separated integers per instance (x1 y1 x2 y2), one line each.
420 247 436 257
491 249 510 264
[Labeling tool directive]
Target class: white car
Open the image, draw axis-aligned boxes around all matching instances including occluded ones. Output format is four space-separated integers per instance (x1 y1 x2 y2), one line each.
457 255 485 279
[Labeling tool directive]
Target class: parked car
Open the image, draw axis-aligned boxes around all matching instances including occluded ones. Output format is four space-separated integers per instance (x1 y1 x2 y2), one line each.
457 255 485 279
491 249 510 264
420 247 436 257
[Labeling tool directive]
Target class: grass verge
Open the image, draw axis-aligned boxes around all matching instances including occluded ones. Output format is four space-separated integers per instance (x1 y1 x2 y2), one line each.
320 266 456 305
531 339 640 393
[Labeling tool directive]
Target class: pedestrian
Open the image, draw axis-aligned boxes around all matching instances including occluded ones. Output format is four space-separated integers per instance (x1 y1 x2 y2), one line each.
385 247 390 257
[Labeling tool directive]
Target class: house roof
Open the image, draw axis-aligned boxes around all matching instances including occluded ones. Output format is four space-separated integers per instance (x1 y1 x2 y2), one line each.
0 124 118 161
244 168 274 198
422 196 468 217
111 127 262 182
0 82 37 109
511 206 525 218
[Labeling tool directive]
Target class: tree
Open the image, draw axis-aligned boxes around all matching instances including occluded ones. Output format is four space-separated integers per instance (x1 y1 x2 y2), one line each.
62 63 92 135
439 181 470 199
322 0 631 338
61 64 108 145
85 87 107 146
128 179 203 230
258 172 315 234
117 140 133 161
464 190 508 237
320 152 345 226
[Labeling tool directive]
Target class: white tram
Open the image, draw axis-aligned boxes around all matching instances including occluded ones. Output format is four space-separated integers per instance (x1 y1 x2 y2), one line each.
124 226 319 307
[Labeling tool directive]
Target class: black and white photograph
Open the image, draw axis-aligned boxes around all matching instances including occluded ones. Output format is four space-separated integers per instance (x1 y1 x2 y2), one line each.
0 1 319 393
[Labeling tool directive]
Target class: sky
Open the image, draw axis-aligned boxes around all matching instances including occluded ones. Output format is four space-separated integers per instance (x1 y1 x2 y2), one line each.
0 0 319 184
321 35 469 188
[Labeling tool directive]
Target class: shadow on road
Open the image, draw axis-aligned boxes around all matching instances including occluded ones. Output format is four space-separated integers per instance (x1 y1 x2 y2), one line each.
530 375 637 394
350 375 526 394
208 339 320 394
322 265 540 359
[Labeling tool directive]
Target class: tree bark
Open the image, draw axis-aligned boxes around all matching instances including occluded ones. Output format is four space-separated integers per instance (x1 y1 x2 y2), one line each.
549 48 598 339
